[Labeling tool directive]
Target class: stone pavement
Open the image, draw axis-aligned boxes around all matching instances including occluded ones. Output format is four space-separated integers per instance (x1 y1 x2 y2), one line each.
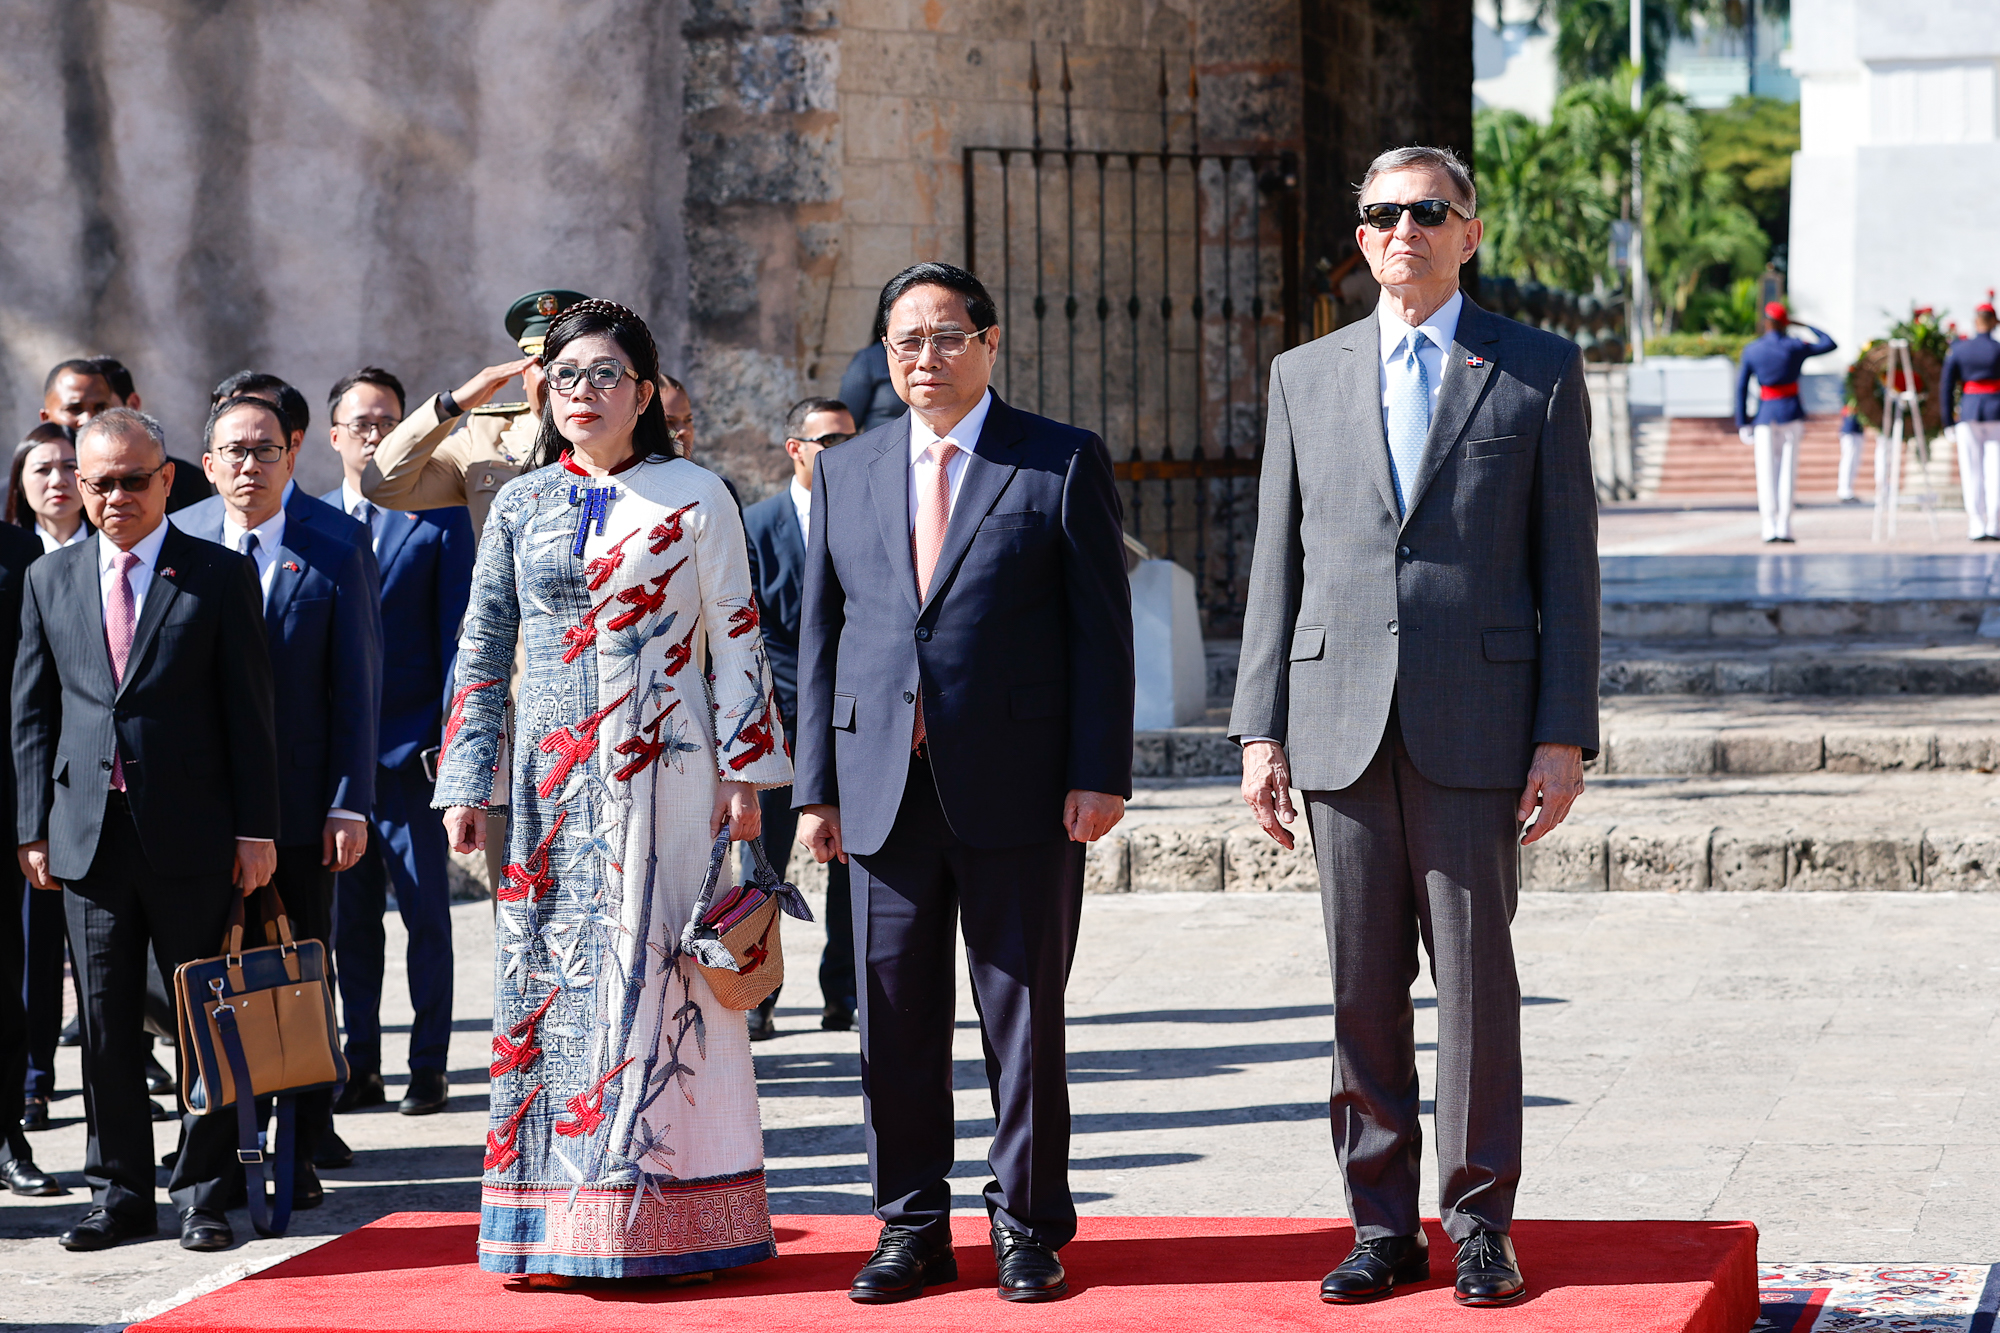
6 884 1999 1330
1601 498 1985 556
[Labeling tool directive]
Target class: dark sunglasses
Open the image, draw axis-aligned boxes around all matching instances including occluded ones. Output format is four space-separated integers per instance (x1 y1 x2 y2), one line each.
79 463 168 496
793 431 855 447
1360 198 1473 230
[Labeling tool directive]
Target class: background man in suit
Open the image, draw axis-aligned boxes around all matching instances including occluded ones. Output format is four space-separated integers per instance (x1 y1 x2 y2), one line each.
320 367 473 1118
40 357 210 512
15 408 279 1252
794 262 1133 1305
173 395 383 1187
741 396 859 1040
1232 146 1599 1308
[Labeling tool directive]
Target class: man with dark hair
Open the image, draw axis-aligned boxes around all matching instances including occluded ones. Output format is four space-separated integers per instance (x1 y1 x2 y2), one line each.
16 407 279 1252
795 261 1133 1304
210 371 313 451
741 396 858 1040
40 358 209 512
208 374 377 571
322 366 471 1118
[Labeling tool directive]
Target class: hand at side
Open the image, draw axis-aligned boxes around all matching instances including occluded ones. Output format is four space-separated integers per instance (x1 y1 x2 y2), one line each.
1517 742 1585 845
1240 741 1298 849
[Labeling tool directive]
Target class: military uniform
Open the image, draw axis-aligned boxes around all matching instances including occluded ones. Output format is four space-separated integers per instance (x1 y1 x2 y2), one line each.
1943 299 2000 540
1733 303 1838 542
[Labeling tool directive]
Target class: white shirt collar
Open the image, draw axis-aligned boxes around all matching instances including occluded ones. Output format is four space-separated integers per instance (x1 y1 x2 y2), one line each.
909 387 995 463
340 481 370 517
221 503 287 556
1378 289 1464 364
97 519 169 574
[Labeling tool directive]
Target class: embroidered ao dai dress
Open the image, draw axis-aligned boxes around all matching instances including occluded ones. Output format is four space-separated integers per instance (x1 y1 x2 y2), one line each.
434 452 792 1279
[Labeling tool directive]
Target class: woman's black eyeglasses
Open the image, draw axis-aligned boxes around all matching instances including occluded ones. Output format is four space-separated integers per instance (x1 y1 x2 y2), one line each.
547 361 636 394
1359 198 1474 230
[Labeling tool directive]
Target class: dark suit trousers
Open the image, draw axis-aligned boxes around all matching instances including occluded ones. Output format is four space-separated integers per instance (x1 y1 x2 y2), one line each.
1305 710 1524 1243
756 786 855 1008
62 795 239 1218
336 759 455 1075
852 754 1084 1248
0 878 31 1163
21 881 65 1099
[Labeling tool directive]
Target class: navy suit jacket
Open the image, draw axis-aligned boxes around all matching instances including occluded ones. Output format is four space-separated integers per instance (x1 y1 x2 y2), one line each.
14 525 279 879
742 488 807 726
1735 326 1837 428
793 391 1134 855
322 488 474 771
173 494 382 846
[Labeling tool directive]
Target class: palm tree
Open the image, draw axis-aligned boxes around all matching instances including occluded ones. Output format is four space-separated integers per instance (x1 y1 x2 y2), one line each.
1473 109 1611 293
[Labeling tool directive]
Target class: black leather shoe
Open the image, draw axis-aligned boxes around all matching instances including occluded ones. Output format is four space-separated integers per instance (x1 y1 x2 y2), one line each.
747 996 778 1042
58 1017 80 1048
334 1071 387 1114
60 1206 157 1251
1454 1230 1525 1306
180 1207 234 1252
148 1099 170 1122
821 998 854 1032
848 1226 957 1303
21 1096 49 1132
144 1053 175 1095
313 1129 356 1170
2 1158 66 1196
292 1161 324 1211
1321 1232 1430 1303
992 1225 1067 1302
398 1068 449 1116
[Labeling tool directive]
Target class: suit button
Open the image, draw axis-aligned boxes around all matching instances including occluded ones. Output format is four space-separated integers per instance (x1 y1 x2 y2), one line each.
1388 620 1399 635
903 690 916 704
100 758 112 771
1397 545 1411 558
915 627 931 642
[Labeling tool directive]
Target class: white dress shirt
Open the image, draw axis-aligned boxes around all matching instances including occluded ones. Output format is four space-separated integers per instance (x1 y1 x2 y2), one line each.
907 388 994 531
1377 288 1462 425
39 522 89 555
789 477 813 549
221 506 286 605
341 481 384 556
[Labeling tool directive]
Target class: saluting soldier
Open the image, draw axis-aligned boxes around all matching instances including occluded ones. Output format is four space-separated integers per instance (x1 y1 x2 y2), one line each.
1943 295 2000 541
1734 302 1837 544
362 289 588 537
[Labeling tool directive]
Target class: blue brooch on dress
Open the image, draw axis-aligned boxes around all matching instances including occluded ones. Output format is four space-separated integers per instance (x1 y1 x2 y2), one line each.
569 483 619 557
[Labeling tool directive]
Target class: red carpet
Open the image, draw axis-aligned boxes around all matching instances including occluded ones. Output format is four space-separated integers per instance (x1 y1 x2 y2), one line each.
132 1213 1759 1333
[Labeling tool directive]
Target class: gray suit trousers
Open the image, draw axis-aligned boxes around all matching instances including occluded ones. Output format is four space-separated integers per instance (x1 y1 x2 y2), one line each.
1307 709 1522 1242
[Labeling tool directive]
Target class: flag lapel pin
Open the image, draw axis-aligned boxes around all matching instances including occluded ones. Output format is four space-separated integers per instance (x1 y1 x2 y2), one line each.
1466 355 1486 368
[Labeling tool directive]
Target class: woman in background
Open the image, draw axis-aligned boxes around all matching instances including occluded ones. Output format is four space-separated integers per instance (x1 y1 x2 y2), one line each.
10 423 88 552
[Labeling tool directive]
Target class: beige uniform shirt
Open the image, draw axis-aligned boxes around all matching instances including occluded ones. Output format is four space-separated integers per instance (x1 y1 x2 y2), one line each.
361 392 539 538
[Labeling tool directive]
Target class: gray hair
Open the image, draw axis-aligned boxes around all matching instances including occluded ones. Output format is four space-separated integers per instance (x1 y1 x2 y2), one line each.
76 406 167 462
1357 145 1477 216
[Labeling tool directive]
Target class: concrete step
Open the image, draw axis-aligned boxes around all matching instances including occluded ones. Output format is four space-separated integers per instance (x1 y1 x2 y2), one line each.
1597 694 2000 774
1602 635 2000 695
1603 553 2000 638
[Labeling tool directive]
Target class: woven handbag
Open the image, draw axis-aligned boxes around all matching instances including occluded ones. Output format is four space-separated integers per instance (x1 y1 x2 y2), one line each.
680 824 813 1010
173 885 346 1238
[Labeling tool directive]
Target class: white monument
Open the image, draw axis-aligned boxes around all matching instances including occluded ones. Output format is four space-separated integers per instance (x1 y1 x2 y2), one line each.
1129 560 1208 730
1787 1 2000 365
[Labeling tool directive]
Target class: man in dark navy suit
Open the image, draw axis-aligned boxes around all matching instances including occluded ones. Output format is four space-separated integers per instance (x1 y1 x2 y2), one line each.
794 263 1133 1304
15 408 279 1252
1733 302 1837 543
1943 297 2000 540
319 367 473 1117
172 395 381 1199
741 396 859 1040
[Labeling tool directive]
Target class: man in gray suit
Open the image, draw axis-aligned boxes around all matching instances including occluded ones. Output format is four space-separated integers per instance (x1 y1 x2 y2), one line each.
1231 146 1599 1307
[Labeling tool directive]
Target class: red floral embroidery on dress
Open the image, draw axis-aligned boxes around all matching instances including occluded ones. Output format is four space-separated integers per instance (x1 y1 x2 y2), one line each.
647 502 698 553
491 988 560 1077
484 1084 541 1170
535 691 633 799
583 529 640 591
611 700 680 782
606 558 688 632
497 810 568 903
561 594 618 664
442 679 499 753
662 622 698 677
725 598 759 638
553 1057 635 1138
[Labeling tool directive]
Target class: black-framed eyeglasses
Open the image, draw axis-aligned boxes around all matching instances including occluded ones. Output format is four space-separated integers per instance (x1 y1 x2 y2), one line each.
547 361 636 395
336 417 401 441
884 328 992 363
79 463 169 496
1359 198 1474 230
792 431 855 448
210 443 292 466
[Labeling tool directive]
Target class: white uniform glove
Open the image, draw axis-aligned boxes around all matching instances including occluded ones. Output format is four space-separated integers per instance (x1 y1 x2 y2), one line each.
1738 426 1755 446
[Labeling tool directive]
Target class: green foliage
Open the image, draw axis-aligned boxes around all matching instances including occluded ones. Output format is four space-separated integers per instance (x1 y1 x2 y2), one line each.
1682 275 1762 336
1552 0 1693 87
1645 332 1754 358
1472 109 1610 292
1695 96 1799 247
1888 305 1955 360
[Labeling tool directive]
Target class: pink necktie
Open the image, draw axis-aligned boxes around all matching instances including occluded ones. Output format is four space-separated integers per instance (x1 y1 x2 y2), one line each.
106 551 138 790
910 440 959 750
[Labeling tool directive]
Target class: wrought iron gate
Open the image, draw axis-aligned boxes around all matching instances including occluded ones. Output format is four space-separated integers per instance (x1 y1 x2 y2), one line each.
961 119 1299 635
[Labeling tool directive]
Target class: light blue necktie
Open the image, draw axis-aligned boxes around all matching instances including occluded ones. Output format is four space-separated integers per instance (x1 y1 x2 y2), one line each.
1386 330 1432 515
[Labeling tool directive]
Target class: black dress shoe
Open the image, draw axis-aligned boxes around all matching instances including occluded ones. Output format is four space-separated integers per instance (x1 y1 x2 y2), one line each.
58 1017 80 1048
398 1068 449 1116
148 1099 170 1122
21 1096 49 1132
1321 1231 1430 1303
60 1206 157 1251
334 1071 387 1114
2 1158 66 1196
291 1161 324 1211
991 1225 1067 1302
180 1207 234 1252
144 1053 175 1095
747 996 778 1042
313 1129 356 1170
821 998 854 1032
1454 1230 1526 1306
848 1226 957 1303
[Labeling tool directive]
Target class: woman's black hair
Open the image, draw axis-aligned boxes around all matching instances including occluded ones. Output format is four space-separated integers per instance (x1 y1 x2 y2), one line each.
10 422 75 528
528 300 678 470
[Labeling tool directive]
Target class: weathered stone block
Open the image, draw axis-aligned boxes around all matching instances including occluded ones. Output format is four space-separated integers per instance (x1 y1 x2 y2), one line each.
1600 659 1712 695
1607 729 1718 775
1168 729 1239 777
1608 824 1711 892
1132 732 1169 777
1717 729 1822 774
1922 828 2000 891
1084 833 1129 894
447 846 489 903
1223 824 1318 892
1934 730 2000 771
1787 832 1922 890
1710 606 1785 637
1710 827 1791 891
1128 828 1224 892
786 850 829 895
1520 820 1610 892
1600 603 1712 639
1824 728 1935 772
1772 602 1863 636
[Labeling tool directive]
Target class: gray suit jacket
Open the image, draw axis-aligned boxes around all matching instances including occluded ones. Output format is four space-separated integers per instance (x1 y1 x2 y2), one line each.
1228 296 1600 791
